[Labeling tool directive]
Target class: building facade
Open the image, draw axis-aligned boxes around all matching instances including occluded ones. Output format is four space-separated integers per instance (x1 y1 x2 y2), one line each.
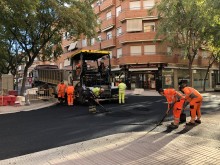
56 0 219 91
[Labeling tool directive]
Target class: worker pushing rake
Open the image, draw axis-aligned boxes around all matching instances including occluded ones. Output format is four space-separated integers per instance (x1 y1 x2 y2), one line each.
157 88 186 129
83 87 109 114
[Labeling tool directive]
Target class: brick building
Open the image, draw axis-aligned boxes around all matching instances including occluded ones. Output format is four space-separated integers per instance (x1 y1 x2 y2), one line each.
56 0 219 91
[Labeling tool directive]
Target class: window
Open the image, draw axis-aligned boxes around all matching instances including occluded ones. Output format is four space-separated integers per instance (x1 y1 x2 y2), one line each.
129 1 141 10
167 46 172 55
143 22 155 32
97 17 101 24
202 51 208 58
144 45 156 55
91 38 95 45
116 27 122 36
143 0 155 9
117 48 122 58
96 0 100 6
116 6 121 17
106 31 112 40
131 46 142 56
63 32 69 40
82 39 87 47
109 51 112 59
106 11 112 20
127 19 142 32
97 35 102 42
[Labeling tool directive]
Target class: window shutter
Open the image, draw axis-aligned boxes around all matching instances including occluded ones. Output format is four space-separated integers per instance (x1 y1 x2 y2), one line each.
130 46 142 56
143 0 155 9
144 45 156 55
129 1 141 10
127 19 142 32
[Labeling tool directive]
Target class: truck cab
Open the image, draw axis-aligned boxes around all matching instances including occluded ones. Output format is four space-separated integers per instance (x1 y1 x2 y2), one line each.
70 50 118 104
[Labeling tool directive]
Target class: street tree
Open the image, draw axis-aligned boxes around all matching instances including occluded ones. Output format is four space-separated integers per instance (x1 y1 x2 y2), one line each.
0 0 97 95
154 0 210 87
202 0 220 91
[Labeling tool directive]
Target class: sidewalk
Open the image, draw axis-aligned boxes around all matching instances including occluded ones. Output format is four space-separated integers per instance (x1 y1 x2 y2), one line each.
0 90 220 165
0 99 57 114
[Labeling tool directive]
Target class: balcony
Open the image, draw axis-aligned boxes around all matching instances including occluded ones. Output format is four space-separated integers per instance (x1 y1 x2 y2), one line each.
101 37 116 49
118 9 151 22
101 17 115 32
117 54 170 65
100 0 115 11
118 32 159 44
82 43 101 51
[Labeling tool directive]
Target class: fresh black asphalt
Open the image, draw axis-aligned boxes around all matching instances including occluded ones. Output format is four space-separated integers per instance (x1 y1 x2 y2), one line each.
0 95 190 160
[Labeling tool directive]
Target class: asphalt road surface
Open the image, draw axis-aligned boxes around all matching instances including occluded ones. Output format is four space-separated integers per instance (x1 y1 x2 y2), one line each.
0 93 219 160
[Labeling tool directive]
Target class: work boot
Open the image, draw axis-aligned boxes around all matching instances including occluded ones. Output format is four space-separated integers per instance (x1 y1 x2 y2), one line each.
195 119 201 124
168 124 178 129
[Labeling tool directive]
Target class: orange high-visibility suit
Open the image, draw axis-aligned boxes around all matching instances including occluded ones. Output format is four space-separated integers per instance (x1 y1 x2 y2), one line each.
57 83 66 101
66 85 75 106
182 87 202 122
163 88 185 125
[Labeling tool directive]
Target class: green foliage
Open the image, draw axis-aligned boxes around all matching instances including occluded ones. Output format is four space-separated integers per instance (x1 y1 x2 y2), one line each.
0 0 98 94
154 0 217 86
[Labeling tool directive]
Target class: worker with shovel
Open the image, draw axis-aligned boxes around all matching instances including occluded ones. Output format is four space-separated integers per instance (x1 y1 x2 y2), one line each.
83 87 105 114
158 88 185 129
179 81 203 126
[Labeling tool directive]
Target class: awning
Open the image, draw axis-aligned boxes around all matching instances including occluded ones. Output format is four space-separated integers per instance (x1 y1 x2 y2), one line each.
68 41 77 51
101 25 114 32
129 68 158 71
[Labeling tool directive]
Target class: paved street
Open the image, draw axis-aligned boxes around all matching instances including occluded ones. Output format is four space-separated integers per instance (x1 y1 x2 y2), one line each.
0 90 220 164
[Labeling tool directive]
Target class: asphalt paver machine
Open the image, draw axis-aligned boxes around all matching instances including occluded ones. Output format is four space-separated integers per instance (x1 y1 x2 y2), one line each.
70 50 119 104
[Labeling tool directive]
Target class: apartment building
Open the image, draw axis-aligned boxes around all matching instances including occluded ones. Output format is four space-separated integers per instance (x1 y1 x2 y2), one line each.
57 0 219 90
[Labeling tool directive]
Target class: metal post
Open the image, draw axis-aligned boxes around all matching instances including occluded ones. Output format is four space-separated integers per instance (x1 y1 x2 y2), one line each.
219 62 220 83
15 44 19 92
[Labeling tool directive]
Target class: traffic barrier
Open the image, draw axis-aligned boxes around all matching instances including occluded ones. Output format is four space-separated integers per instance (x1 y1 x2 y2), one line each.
26 88 54 101
0 95 17 106
16 96 25 105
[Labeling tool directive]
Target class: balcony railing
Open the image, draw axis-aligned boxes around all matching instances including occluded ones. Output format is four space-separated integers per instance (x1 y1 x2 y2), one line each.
118 32 158 44
101 17 115 32
118 8 157 22
101 37 116 49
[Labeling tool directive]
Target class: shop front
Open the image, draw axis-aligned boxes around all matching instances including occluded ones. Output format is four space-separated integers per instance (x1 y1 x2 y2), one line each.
120 63 165 90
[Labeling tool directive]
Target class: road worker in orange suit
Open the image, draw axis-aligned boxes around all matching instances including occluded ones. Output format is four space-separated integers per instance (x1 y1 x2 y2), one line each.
57 80 67 104
179 81 203 125
66 82 75 106
158 88 185 129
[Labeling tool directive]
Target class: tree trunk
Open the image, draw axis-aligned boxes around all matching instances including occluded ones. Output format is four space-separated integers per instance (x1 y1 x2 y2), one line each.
203 59 214 92
20 66 29 96
188 62 193 87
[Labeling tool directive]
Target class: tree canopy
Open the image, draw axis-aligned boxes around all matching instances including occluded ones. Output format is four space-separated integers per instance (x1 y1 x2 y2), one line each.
0 0 98 95
154 0 212 86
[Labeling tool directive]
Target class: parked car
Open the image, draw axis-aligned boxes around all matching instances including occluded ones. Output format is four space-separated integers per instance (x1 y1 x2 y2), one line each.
214 82 220 92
